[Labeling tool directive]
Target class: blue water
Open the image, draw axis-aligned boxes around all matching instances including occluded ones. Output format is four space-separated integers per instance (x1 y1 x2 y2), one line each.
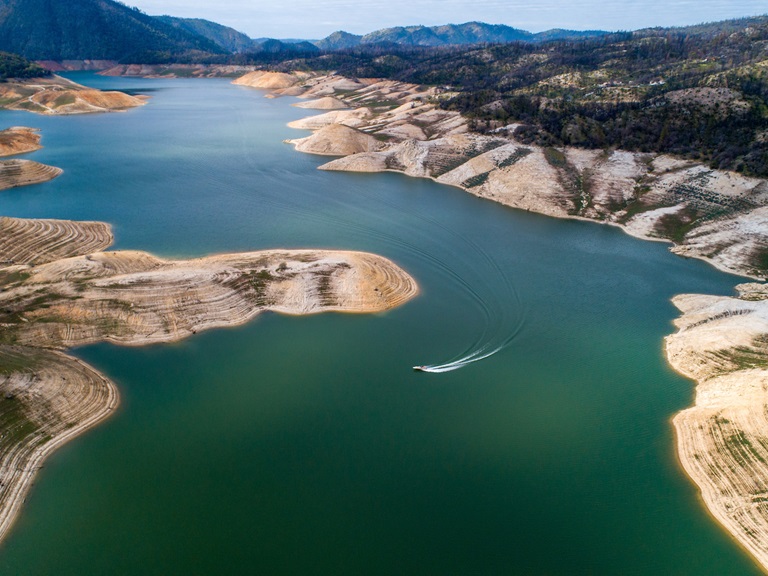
0 72 761 575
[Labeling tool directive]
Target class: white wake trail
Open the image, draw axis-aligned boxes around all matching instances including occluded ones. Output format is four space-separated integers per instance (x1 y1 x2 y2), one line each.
415 345 505 373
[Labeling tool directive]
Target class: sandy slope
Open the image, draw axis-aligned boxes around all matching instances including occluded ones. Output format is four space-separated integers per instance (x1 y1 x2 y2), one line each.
0 160 61 191
287 123 383 156
0 76 145 115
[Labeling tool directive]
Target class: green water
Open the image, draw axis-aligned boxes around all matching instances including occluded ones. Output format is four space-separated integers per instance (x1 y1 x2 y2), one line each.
0 73 762 575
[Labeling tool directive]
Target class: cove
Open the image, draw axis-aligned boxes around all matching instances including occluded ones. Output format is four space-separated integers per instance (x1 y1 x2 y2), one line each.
0 72 762 575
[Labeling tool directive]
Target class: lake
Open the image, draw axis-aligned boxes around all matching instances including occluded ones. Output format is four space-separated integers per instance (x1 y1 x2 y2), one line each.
0 72 761 575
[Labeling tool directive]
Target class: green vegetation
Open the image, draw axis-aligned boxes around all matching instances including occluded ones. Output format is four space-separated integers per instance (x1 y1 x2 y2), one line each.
0 52 49 81
0 0 224 61
154 16 256 53
462 171 491 188
496 148 532 168
313 22 607 51
0 349 42 453
54 93 77 107
0 394 38 454
0 270 30 286
543 147 567 168
713 336 768 372
653 206 701 243
725 431 767 465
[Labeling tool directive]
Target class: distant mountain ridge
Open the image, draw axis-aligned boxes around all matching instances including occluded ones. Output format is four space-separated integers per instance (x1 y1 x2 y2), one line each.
313 22 608 50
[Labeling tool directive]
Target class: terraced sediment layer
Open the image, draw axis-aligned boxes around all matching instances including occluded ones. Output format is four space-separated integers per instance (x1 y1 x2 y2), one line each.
0 76 145 115
0 160 62 191
292 96 349 110
0 217 113 265
0 213 417 543
100 64 253 78
0 128 42 157
668 284 768 572
0 345 117 543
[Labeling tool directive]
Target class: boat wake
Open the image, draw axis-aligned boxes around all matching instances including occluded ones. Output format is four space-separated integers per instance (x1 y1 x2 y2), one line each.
414 344 503 373
249 168 526 375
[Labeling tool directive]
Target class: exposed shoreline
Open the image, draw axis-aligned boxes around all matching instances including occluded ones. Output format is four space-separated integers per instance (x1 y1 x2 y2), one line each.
0 75 145 115
0 347 119 545
245 70 768 572
0 121 418 545
0 220 418 544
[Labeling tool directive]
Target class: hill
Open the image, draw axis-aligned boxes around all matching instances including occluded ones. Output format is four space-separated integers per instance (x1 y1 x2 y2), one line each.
0 0 225 61
155 16 256 53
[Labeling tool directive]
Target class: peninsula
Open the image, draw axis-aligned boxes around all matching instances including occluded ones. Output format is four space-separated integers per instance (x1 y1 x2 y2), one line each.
0 139 418 544
0 75 145 115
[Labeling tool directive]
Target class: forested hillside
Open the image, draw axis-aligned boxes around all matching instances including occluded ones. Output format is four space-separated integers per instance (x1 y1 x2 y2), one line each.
266 16 768 176
0 52 49 80
155 16 256 53
0 0 224 61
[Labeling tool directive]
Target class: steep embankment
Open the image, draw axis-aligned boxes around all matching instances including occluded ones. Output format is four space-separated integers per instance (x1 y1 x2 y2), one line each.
101 63 252 78
0 76 145 115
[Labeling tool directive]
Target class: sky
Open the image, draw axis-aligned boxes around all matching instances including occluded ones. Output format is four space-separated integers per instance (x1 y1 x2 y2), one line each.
127 0 768 39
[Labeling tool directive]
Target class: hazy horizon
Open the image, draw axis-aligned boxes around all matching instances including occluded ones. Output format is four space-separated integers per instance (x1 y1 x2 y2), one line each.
126 0 767 39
